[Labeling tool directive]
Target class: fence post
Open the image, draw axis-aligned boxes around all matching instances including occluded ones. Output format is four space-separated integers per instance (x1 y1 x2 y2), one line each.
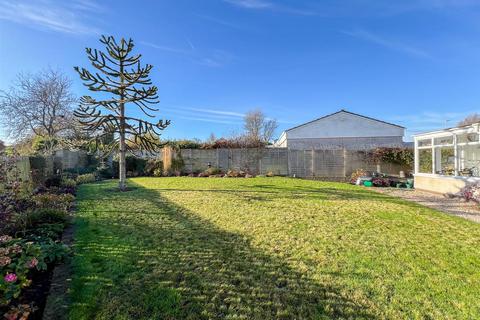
163 146 173 172
287 149 291 176
343 148 347 178
311 149 315 177
259 152 262 175
303 150 307 177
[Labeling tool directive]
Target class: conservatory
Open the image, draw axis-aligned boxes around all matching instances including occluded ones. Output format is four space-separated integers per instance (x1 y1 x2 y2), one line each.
413 122 480 194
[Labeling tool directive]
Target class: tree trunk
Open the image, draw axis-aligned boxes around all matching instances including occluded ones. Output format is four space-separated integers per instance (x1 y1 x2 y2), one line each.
118 57 127 191
119 105 126 191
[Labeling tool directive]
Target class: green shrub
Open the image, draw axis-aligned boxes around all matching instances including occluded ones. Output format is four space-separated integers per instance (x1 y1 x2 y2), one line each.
145 159 163 176
126 156 147 176
32 193 75 212
371 147 414 166
153 168 163 177
44 176 62 188
0 237 45 306
166 139 202 149
97 165 114 179
28 156 46 170
112 161 119 178
63 166 96 177
111 157 149 177
12 208 67 234
76 173 96 185
0 236 69 308
26 223 65 240
61 178 77 188
171 156 185 172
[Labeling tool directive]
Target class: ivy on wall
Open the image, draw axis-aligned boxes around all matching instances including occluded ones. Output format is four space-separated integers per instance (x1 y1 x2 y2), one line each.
370 147 414 167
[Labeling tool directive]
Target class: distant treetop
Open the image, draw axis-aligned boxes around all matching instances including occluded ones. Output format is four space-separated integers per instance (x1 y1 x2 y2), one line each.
458 113 480 127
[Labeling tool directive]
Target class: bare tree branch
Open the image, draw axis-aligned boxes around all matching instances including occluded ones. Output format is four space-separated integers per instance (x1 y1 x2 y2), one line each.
244 109 278 144
458 113 480 127
0 69 76 143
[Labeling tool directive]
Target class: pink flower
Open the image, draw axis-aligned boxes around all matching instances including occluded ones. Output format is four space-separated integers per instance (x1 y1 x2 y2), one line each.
4 273 17 283
27 257 39 269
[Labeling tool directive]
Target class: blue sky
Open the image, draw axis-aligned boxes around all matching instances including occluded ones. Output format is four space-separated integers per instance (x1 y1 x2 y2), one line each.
1 0 480 143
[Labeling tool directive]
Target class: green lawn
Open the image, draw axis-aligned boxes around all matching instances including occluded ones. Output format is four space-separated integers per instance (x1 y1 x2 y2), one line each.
70 177 480 319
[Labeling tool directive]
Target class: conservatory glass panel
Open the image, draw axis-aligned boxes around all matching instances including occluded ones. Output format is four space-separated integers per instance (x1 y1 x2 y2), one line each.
436 147 455 176
457 133 479 144
434 136 453 146
458 145 480 177
418 139 432 147
419 149 433 174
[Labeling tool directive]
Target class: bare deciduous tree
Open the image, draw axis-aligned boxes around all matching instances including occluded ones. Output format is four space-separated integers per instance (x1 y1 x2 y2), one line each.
243 109 278 144
458 113 480 127
0 69 76 144
207 132 217 144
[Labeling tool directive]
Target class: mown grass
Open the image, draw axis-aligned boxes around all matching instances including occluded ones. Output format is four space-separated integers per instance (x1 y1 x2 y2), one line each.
69 177 480 319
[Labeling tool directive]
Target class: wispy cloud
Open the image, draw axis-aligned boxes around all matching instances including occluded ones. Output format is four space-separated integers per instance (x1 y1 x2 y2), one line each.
168 106 294 126
342 28 431 59
165 107 245 125
0 0 102 35
178 107 246 118
71 0 104 12
225 0 272 9
186 38 196 51
142 40 233 68
140 41 191 55
197 50 234 67
224 0 317 15
174 116 240 125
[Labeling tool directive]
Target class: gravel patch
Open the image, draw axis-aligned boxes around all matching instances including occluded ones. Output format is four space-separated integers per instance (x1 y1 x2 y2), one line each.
373 188 480 223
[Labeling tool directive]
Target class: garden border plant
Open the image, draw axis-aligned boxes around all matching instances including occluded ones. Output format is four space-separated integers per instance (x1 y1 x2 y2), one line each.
0 150 88 320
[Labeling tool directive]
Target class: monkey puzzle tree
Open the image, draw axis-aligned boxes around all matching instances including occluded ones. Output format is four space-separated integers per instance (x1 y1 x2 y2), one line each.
74 35 170 190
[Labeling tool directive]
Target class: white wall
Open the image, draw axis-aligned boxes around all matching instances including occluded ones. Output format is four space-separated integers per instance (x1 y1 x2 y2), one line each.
286 111 404 139
274 132 287 147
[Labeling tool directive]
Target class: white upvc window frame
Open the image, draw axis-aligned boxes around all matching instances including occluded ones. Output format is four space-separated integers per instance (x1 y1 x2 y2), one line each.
414 124 480 178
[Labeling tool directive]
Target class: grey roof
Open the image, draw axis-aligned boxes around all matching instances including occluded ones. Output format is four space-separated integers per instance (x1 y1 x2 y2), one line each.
285 109 405 132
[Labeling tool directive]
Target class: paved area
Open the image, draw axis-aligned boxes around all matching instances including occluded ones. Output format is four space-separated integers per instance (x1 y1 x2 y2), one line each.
374 188 480 223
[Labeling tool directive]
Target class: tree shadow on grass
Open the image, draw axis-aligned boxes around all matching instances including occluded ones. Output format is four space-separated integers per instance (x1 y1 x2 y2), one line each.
70 181 378 320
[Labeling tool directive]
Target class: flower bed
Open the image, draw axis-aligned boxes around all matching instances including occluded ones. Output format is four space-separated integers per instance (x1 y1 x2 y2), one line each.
0 173 74 319
460 182 480 203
